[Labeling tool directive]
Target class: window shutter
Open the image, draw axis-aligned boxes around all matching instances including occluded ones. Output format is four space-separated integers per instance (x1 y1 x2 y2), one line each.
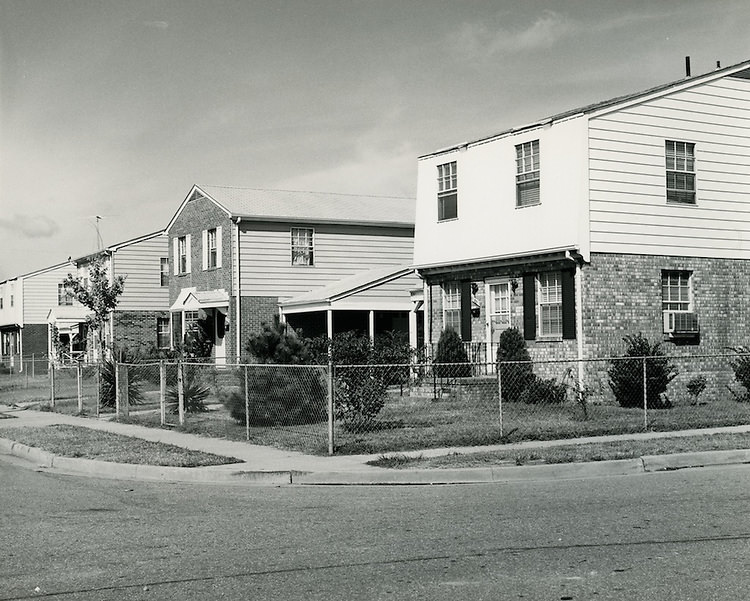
201 230 208 271
523 274 536 340
185 234 191 273
460 280 472 342
172 238 179 275
216 226 222 268
561 269 576 340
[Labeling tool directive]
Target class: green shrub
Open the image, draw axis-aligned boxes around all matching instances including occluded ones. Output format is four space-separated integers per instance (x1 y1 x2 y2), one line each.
334 366 387 431
608 333 675 409
729 346 750 402
517 376 567 405
434 328 471 378
98 356 145 408
166 366 211 414
686 374 708 404
246 318 313 364
496 327 535 402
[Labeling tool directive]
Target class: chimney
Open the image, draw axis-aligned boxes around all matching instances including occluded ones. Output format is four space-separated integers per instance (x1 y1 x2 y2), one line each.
685 56 691 77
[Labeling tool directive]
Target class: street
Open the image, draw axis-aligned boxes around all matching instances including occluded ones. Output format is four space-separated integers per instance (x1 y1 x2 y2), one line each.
1 459 749 600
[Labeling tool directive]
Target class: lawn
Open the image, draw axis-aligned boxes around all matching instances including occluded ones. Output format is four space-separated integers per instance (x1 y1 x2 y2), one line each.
0 424 240 467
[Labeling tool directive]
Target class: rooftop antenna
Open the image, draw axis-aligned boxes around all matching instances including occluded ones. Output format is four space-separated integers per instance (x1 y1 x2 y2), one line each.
95 215 104 251
685 56 691 77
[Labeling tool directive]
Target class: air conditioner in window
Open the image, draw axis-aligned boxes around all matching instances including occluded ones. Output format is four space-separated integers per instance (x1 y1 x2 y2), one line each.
663 311 699 337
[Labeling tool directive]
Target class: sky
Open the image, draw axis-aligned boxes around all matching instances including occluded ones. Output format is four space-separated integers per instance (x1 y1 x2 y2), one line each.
1 0 750 280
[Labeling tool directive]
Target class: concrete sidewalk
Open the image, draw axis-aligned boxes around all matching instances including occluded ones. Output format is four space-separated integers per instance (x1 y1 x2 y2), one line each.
1 404 750 485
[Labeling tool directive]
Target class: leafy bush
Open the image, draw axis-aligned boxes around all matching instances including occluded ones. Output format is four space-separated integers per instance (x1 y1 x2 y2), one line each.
334 366 388 431
496 327 534 402
373 331 411 387
729 346 750 402
686 374 708 404
99 356 145 408
434 328 471 378
246 318 313 364
517 376 567 405
166 366 211 414
608 333 676 409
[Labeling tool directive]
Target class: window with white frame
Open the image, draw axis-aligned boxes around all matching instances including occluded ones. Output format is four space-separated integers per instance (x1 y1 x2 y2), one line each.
58 284 74 306
488 282 511 331
666 140 696 204
662 271 692 311
177 236 189 274
291 228 314 266
516 140 540 207
156 317 170 349
442 282 461 332
202 227 221 270
437 161 458 221
537 272 562 337
160 258 169 287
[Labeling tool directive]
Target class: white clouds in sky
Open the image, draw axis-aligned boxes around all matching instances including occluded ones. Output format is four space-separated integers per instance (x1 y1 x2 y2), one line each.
0 214 59 239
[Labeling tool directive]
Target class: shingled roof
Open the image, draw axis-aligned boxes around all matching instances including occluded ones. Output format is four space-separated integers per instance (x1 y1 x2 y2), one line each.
191 185 415 227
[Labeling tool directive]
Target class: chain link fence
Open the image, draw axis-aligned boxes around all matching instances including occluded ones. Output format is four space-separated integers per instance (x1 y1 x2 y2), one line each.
3 353 750 455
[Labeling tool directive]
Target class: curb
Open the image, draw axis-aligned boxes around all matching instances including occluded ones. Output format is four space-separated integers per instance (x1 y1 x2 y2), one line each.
2 436 750 486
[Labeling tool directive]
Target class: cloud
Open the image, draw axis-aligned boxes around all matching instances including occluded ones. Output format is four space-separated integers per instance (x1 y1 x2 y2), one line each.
0 214 59 238
452 10 575 59
144 21 169 29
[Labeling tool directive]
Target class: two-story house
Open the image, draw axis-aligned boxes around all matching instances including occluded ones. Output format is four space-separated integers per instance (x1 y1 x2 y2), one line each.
414 59 750 371
166 185 417 364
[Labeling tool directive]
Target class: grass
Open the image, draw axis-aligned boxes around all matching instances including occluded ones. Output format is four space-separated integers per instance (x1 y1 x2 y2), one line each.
0 424 240 467
368 432 750 469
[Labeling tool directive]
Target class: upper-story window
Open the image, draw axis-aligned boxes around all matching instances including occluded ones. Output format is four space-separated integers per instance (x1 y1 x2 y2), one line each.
175 235 191 275
291 228 314 266
58 284 74 306
442 281 461 332
516 140 540 207
666 140 696 204
160 258 169 287
202 227 222 270
437 161 458 221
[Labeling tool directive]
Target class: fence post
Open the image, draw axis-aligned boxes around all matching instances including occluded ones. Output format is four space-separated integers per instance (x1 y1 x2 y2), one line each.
31 354 35 379
327 360 334 456
159 361 166 426
177 361 185 426
244 365 249 442
77 363 83 414
95 363 100 418
120 364 129 418
642 356 648 431
115 358 120 416
496 361 503 437
49 361 56 409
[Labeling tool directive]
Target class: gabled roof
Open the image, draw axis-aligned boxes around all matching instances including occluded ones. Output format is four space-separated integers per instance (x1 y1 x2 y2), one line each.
422 58 750 158
166 185 415 231
72 230 166 265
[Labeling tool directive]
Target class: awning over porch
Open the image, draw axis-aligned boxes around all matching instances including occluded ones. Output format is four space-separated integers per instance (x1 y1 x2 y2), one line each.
46 306 92 334
170 288 230 312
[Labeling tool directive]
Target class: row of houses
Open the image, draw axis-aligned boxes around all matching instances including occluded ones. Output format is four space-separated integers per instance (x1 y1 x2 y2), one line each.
3 58 750 369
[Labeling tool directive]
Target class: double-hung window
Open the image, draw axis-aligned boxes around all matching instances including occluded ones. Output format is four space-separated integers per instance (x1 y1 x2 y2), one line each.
516 140 540 207
58 284 74 306
160 258 169 287
437 161 458 221
662 270 698 335
175 235 190 275
156 317 170 349
666 141 696 204
291 228 314 266
537 272 562 337
206 229 217 269
442 282 461 332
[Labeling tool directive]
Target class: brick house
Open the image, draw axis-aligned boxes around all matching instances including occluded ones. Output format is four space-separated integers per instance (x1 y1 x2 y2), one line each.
414 59 750 382
166 185 416 364
45 231 170 361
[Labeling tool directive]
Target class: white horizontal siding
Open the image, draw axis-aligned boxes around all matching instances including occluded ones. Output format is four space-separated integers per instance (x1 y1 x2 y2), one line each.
239 223 414 298
114 236 170 311
22 265 74 324
589 76 750 258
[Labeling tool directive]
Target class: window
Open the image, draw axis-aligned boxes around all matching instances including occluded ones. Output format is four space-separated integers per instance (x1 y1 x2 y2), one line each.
437 161 458 221
202 227 222 270
176 235 189 274
666 141 696 204
537 272 562 337
207 229 217 268
160 258 169 287
442 282 461 332
57 284 74 306
156 317 170 349
662 271 692 312
291 228 314 266
516 140 540 207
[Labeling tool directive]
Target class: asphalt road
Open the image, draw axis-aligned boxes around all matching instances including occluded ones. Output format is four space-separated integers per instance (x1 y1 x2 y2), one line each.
1 459 749 600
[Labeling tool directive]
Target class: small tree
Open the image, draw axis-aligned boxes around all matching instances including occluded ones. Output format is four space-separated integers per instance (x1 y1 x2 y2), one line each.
496 327 535 402
434 328 471 378
62 256 125 361
608 333 676 409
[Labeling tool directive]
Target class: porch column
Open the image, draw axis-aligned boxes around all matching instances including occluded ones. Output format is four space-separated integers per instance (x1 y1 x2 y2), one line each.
409 310 417 350
368 310 375 345
326 309 333 339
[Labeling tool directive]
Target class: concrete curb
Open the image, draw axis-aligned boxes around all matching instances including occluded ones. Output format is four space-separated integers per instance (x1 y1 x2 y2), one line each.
2 435 750 486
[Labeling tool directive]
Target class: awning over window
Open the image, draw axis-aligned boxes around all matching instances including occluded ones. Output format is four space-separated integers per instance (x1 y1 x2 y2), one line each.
170 287 230 312
46 306 92 334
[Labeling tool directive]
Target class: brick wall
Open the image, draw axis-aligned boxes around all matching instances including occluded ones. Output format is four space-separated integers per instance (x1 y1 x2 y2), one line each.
22 323 48 357
238 296 279 359
112 310 170 356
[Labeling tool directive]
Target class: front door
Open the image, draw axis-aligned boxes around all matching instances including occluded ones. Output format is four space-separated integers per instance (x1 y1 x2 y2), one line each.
214 310 227 365
486 281 512 353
